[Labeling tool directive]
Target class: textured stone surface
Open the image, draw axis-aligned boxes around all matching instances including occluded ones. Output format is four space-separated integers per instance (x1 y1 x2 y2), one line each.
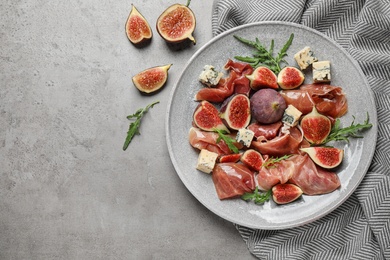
0 0 255 259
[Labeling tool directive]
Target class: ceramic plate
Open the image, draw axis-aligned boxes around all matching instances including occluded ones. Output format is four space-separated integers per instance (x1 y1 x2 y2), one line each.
165 22 377 229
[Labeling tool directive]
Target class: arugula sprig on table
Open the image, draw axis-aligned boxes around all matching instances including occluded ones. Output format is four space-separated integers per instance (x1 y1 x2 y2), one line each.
213 128 239 154
233 33 294 74
322 113 373 145
123 101 159 151
242 187 272 205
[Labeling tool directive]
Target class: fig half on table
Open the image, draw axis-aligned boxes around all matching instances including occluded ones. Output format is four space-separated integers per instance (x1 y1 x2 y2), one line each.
125 5 152 45
132 64 172 94
156 0 196 44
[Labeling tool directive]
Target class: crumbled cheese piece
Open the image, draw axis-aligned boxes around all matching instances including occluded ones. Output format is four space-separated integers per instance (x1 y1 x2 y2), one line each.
196 149 219 174
236 128 255 147
313 61 331 83
294 46 318 70
282 105 302 127
199 65 223 87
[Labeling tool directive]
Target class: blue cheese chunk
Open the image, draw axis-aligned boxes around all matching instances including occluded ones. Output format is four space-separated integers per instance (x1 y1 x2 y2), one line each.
313 61 331 83
294 46 318 70
196 149 219 174
236 128 255 147
199 65 223 87
282 105 302 127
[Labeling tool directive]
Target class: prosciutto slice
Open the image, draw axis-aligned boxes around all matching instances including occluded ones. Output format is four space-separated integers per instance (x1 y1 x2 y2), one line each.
256 154 340 195
212 163 255 200
251 126 305 157
188 127 243 156
280 84 348 118
195 59 253 103
247 121 283 140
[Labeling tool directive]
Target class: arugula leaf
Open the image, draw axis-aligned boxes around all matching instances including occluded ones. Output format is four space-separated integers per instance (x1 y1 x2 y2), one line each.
262 155 292 168
213 128 239 154
322 113 373 144
123 101 159 151
233 33 294 74
241 187 271 205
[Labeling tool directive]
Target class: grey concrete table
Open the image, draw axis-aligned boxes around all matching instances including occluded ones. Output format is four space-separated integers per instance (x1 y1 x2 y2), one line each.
0 1 255 259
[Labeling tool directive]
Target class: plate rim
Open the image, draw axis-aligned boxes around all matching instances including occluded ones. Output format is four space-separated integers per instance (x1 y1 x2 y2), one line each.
165 21 378 229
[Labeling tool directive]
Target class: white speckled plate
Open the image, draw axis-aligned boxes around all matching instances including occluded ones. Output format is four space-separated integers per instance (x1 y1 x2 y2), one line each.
165 22 377 229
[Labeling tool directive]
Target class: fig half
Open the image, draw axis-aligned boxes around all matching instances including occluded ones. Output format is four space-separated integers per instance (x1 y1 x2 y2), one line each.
277 67 305 90
301 147 344 169
300 106 331 144
125 5 152 45
220 94 251 130
156 0 196 44
246 66 278 90
193 101 229 132
272 183 303 205
240 149 264 171
132 64 172 94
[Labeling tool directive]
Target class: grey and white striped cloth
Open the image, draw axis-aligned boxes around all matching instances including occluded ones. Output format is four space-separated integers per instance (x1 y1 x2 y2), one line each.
212 0 390 259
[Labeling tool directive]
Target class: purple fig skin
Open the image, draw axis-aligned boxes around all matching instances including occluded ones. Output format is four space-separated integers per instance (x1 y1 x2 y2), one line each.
272 183 303 204
220 94 251 130
250 89 287 124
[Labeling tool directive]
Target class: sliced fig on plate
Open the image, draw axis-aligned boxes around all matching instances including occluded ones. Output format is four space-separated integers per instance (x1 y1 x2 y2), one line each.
156 0 196 44
132 64 172 94
220 94 251 130
250 88 287 124
246 66 278 90
125 5 152 45
300 147 344 169
272 183 303 205
219 153 242 163
193 101 229 132
300 106 331 145
240 149 264 171
277 66 305 90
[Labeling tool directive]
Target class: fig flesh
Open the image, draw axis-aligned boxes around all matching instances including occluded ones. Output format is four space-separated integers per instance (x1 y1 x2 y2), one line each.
219 153 242 163
156 1 196 44
277 66 305 90
132 64 172 94
240 149 264 171
250 88 287 124
246 66 278 90
300 106 331 144
301 147 344 169
125 5 152 45
220 94 251 130
193 101 229 132
272 183 303 205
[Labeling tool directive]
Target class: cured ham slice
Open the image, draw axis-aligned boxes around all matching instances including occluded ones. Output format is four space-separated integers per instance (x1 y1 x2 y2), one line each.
251 126 304 157
256 154 340 195
247 121 283 140
280 84 348 118
290 155 341 195
188 127 243 156
195 59 253 103
212 163 255 200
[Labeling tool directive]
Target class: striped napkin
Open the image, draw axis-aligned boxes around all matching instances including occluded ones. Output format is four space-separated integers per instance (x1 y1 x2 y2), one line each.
212 0 390 259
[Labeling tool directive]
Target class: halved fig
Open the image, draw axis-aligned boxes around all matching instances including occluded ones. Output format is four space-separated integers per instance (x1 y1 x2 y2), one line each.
240 149 264 171
301 147 344 169
246 66 278 90
193 101 229 132
300 106 331 144
272 183 303 205
219 153 242 163
156 0 196 44
220 94 251 130
277 67 305 90
125 5 153 45
132 64 172 94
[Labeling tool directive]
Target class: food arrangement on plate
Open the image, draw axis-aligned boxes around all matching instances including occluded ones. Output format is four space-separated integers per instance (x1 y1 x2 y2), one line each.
188 33 372 205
